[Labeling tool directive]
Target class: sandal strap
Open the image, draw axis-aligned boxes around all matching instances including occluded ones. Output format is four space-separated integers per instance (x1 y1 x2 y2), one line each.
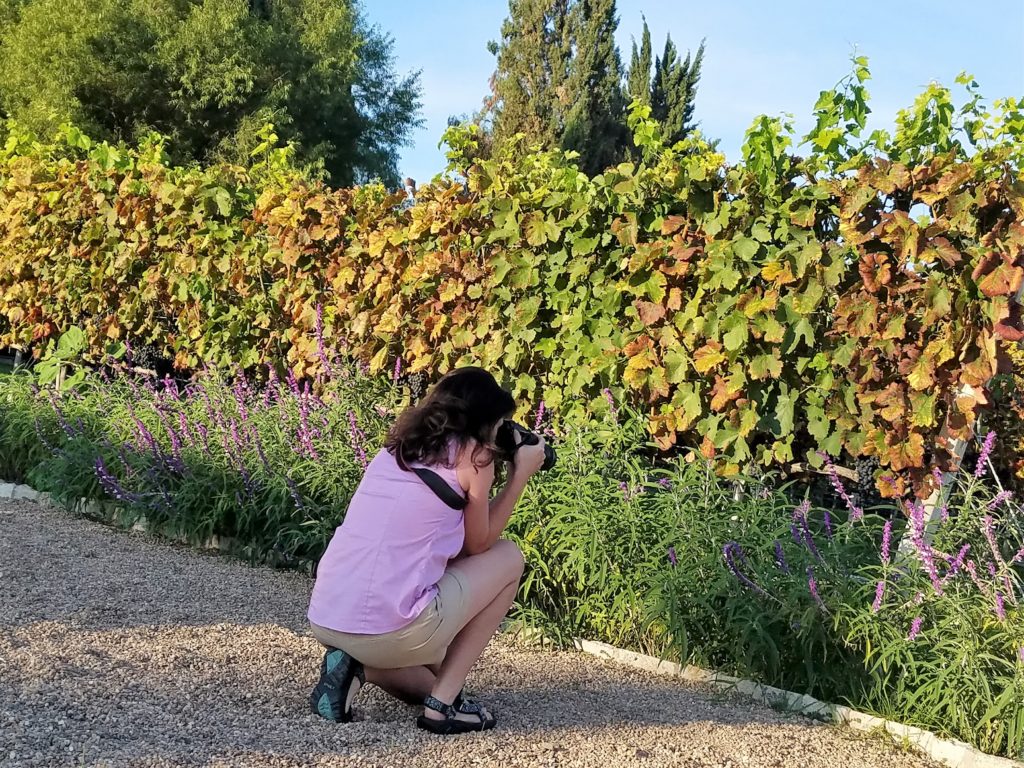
454 693 485 716
423 695 456 718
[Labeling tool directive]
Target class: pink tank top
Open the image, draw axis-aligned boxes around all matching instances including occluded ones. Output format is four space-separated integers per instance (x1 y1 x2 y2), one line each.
307 441 466 634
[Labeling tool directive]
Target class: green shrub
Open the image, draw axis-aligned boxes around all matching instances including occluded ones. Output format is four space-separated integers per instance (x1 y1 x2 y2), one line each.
2 64 1024 489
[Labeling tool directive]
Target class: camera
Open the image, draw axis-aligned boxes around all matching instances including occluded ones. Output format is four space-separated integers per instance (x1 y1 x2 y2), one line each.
494 421 557 472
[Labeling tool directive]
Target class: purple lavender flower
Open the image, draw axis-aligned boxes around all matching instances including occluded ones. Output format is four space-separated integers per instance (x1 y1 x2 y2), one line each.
393 355 402 384
822 508 833 539
800 521 822 562
177 412 192 445
285 476 306 511
264 364 281 408
931 466 944 488
315 303 332 379
807 566 827 611
818 452 864 521
975 431 996 477
200 386 223 429
603 388 618 417
658 478 672 490
1019 647 1024 663
790 522 804 547
988 491 1013 511
793 499 811 522
773 541 790 574
166 426 183 461
94 456 141 504
908 616 923 641
667 546 677 567
163 375 180 401
792 501 821 561
880 519 893 567
723 542 770 598
909 500 943 595
534 400 546 431
964 560 991 596
994 590 1007 621
1011 545 1024 567
982 515 1007 567
196 423 211 454
233 380 250 424
943 544 970 582
347 411 369 469
286 368 300 397
871 580 886 612
252 429 272 473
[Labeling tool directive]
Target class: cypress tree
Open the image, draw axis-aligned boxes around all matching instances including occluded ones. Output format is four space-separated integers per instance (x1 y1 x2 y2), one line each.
650 35 705 146
490 0 573 153
625 16 652 107
562 0 626 175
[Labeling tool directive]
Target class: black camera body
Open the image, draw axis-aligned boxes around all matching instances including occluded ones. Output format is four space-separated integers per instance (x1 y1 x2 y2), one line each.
494 421 556 472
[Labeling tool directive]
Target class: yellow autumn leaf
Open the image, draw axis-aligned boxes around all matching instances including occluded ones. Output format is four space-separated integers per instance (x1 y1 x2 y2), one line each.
693 343 727 374
761 261 795 284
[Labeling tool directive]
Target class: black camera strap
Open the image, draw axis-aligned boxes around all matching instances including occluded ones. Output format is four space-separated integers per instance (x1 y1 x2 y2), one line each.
410 467 468 510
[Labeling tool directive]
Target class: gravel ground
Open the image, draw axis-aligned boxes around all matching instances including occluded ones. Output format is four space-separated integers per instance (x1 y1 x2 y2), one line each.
0 497 941 768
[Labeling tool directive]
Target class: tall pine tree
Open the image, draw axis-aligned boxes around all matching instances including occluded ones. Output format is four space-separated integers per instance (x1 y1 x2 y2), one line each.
562 0 626 175
650 35 705 145
490 0 573 154
626 17 652 107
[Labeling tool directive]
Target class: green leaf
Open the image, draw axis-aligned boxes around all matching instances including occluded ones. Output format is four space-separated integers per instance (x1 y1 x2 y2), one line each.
722 314 749 351
664 347 690 383
776 384 796 436
910 391 937 426
679 383 703 422
749 353 782 380
807 403 829 440
751 222 772 243
732 237 759 261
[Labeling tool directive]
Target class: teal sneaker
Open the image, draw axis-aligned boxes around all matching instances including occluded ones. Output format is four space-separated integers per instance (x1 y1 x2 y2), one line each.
310 648 365 723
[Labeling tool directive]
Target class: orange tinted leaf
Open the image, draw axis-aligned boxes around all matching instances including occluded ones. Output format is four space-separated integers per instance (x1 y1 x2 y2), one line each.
636 300 666 325
661 215 688 235
977 259 1024 298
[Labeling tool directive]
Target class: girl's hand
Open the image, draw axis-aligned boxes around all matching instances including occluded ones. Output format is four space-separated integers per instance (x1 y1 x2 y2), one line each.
513 438 546 478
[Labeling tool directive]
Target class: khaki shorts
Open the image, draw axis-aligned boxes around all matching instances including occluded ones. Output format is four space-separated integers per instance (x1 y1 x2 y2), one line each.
309 567 470 669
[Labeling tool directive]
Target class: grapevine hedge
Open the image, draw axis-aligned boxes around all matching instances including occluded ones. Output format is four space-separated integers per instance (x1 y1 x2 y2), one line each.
2 63 1023 492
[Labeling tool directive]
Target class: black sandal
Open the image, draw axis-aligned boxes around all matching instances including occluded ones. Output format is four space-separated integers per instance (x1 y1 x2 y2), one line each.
310 647 365 723
416 694 497 734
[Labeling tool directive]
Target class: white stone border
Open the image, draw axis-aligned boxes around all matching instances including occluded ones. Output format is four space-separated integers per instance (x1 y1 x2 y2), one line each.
575 639 1023 768
3 479 1021 768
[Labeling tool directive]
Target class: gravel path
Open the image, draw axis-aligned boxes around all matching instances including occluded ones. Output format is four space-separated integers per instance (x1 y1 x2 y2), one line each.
0 497 940 768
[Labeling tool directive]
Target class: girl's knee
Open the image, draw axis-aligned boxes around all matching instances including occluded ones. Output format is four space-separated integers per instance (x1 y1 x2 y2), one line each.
495 539 525 575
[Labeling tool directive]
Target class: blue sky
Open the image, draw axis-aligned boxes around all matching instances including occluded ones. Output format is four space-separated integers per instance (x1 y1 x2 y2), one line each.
364 1 1024 184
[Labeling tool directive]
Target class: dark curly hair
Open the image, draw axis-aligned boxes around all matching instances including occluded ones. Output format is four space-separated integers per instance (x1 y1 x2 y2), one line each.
386 367 515 471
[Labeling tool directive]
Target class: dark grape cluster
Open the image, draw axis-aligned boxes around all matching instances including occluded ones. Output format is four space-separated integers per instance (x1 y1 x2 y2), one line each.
401 372 427 400
851 455 884 510
130 343 175 378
